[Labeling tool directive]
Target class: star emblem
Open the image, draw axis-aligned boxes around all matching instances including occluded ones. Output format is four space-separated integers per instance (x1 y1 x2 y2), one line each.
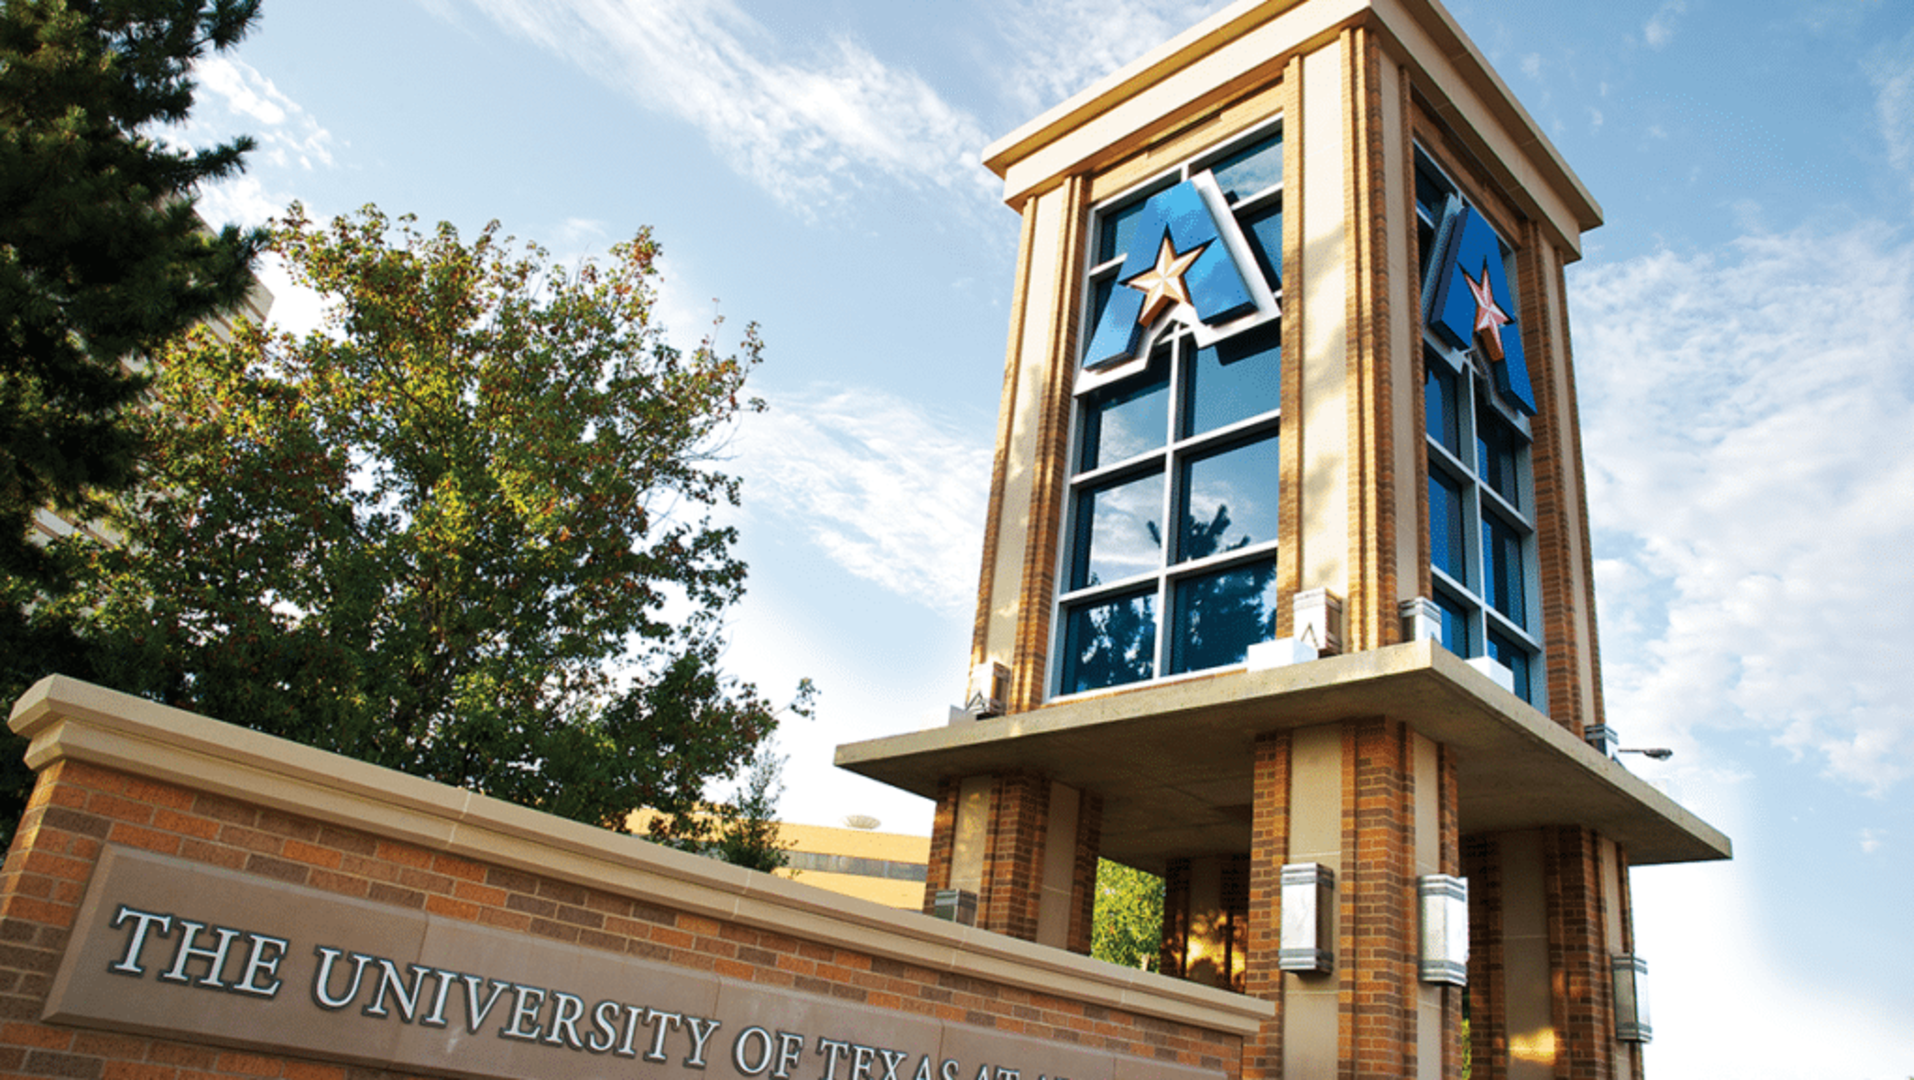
1123 234 1209 327
1463 262 1512 361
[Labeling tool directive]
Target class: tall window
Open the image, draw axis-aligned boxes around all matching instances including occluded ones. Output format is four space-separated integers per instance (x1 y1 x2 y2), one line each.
1417 152 1544 708
1055 126 1284 696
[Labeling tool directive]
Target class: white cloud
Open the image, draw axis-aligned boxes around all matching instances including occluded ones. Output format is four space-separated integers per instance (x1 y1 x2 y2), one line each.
1520 53 1543 81
1866 24 1914 186
1859 827 1886 854
194 57 336 171
989 0 1235 116
1643 0 1687 49
731 386 990 616
1573 221 1914 794
444 0 993 217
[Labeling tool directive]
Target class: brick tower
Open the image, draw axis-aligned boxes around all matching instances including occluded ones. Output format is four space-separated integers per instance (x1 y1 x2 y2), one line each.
837 1 1729 1077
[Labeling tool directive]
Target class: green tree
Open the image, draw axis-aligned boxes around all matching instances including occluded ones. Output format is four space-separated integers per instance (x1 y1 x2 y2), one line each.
1091 858 1164 971
0 0 264 587
655 746 793 872
18 204 806 837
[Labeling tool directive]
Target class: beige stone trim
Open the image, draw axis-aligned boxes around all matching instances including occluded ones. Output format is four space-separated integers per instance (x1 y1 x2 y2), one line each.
972 201 1042 674
9 675 1272 1037
984 0 1597 256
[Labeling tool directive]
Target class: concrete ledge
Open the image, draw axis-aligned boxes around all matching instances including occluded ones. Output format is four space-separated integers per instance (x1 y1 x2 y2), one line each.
836 641 1730 869
9 675 1272 1038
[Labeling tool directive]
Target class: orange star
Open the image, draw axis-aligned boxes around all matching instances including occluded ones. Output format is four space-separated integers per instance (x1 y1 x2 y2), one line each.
1463 262 1512 361
1123 234 1208 326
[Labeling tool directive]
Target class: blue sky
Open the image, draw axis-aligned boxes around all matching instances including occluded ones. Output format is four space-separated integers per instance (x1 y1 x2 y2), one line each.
180 0 1911 1075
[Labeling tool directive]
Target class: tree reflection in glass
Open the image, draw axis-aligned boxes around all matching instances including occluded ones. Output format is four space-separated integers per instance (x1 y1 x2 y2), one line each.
1061 591 1157 694
1171 507 1277 674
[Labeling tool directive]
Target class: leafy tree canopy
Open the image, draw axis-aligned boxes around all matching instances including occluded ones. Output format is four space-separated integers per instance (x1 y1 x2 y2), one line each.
12 204 809 839
0 0 265 586
1091 858 1164 971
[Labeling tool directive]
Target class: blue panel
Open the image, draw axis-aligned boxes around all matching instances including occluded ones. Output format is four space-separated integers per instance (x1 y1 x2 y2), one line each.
1476 409 1521 508
1179 435 1280 563
1084 181 1257 368
1481 513 1526 629
1171 558 1278 674
1428 207 1537 415
1062 591 1157 693
1240 203 1282 291
1429 468 1467 586
1435 590 1472 657
1187 324 1280 436
1425 357 1460 456
1487 628 1533 703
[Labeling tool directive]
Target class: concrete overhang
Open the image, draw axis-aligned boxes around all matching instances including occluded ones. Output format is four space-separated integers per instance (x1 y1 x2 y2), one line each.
836 640 1729 872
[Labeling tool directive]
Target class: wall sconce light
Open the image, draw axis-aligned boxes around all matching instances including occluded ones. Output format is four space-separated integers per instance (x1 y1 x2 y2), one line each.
1583 724 1619 757
933 888 978 927
1418 874 1469 985
1278 863 1335 973
1399 597 1442 645
1611 954 1652 1043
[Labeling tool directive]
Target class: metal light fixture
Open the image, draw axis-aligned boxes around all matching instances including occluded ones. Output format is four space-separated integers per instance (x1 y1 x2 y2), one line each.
1611 954 1652 1043
1417 875 1469 985
1583 723 1620 757
1278 863 1335 973
1617 747 1673 761
933 888 978 926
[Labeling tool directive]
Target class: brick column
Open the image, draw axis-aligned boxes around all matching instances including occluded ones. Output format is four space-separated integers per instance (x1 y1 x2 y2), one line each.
921 777 960 915
1543 827 1612 1080
1243 731 1292 1080
1463 834 1508 1080
1343 718 1419 1078
1067 790 1103 956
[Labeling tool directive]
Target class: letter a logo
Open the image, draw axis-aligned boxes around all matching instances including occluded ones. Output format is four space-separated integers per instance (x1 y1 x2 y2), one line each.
1083 173 1279 370
1426 205 1536 415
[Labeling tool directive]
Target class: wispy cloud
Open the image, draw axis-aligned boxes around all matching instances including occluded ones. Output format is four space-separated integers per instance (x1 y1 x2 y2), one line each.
732 386 990 616
194 57 337 171
1574 221 1914 794
443 0 992 217
1866 23 1914 186
989 0 1234 116
1643 0 1688 49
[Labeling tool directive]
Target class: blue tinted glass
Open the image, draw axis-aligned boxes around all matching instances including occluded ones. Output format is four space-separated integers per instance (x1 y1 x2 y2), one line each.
1211 134 1282 203
1487 629 1533 702
1080 356 1169 470
1426 357 1460 455
1098 192 1158 263
1240 204 1282 291
1171 558 1278 674
1476 409 1521 508
1435 590 1471 657
1416 162 1451 223
1481 513 1526 628
1062 592 1157 693
1187 325 1280 436
1429 468 1467 585
1072 470 1164 590
1179 435 1280 563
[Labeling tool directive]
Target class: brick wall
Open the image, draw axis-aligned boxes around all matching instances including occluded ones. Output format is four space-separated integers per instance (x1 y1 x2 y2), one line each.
0 754 1246 1080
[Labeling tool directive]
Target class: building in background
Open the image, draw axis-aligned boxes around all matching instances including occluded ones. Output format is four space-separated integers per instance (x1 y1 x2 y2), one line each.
838 1 1729 1077
774 819 930 909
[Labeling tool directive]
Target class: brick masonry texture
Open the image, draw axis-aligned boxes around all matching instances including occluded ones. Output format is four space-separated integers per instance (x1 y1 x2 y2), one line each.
0 759 1242 1080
